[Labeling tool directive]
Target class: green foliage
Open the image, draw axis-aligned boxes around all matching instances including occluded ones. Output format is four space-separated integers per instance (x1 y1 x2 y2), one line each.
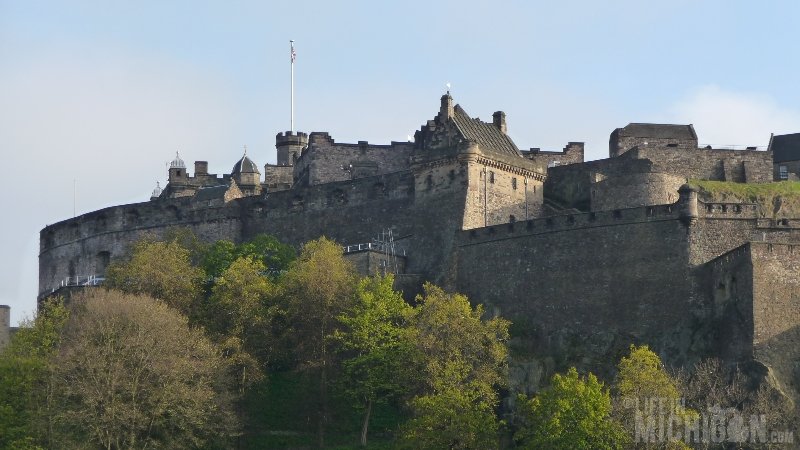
691 180 800 218
280 237 358 447
613 345 696 449
201 234 295 279
105 239 204 314
208 256 282 390
282 237 358 369
48 289 238 449
334 275 415 446
615 345 681 402
0 298 68 449
401 283 510 450
515 367 627 450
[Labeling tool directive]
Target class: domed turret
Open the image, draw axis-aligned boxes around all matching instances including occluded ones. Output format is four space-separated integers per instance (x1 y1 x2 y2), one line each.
232 155 259 175
150 181 163 201
231 146 261 196
168 151 188 185
170 151 186 169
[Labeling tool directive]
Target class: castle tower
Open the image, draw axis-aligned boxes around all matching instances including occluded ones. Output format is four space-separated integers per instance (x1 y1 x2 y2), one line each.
276 131 308 166
231 151 262 196
168 151 188 185
0 305 10 351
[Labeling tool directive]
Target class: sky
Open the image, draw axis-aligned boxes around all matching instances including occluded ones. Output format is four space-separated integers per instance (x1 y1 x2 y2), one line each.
2 0 800 324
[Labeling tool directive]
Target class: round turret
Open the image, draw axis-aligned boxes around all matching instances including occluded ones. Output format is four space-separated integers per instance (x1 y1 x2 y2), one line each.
276 131 308 166
678 183 699 225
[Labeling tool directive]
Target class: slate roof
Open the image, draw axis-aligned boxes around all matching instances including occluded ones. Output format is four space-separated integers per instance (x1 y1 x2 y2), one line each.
193 185 229 201
232 155 260 174
617 123 697 140
772 133 800 163
452 105 521 157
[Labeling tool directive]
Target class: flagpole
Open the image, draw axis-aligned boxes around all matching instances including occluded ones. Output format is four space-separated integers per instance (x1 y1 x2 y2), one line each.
290 40 295 132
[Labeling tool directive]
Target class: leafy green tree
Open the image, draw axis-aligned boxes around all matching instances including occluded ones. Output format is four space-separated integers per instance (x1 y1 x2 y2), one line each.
201 234 295 279
209 256 280 390
0 298 68 450
401 283 509 450
613 345 695 449
105 238 204 315
48 289 238 449
201 240 238 280
514 367 628 450
334 274 415 447
280 236 358 448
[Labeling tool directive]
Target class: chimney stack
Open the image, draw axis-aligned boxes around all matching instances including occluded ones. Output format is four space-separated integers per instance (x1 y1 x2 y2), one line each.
493 111 507 134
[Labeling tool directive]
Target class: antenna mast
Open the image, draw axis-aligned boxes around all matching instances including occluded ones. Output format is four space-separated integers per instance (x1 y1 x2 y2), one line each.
290 40 295 132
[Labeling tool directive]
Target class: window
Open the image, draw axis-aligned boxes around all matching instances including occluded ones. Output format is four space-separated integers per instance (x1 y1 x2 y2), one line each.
512 178 517 190
780 165 789 180
489 171 495 183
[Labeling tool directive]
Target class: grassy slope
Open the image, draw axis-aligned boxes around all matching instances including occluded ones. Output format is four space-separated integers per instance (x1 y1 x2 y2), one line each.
691 180 800 218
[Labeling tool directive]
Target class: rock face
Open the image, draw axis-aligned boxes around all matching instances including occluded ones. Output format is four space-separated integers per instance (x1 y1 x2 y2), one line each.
38 94 800 413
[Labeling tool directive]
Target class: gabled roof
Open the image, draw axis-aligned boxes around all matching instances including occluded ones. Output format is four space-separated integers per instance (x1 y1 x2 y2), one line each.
616 123 697 140
452 105 521 157
771 132 800 163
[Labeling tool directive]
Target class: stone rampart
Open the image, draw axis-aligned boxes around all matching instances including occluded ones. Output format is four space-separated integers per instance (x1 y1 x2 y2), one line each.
455 201 695 377
293 133 414 186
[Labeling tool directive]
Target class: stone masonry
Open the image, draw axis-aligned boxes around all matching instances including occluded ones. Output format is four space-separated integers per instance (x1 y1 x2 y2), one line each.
37 93 800 414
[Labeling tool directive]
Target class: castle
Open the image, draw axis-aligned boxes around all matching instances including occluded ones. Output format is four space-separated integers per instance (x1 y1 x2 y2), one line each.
35 93 800 406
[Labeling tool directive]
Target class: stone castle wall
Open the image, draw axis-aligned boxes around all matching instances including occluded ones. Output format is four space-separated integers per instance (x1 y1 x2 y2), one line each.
522 142 584 168
293 133 415 186
629 146 773 183
545 147 773 212
454 202 697 376
591 172 686 212
749 242 800 403
40 164 475 297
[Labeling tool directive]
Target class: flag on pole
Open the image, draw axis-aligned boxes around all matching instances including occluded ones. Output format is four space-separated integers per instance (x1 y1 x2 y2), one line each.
291 42 296 63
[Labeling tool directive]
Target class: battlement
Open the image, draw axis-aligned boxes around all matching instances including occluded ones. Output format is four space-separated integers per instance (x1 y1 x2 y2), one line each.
460 201 684 246
698 200 760 219
276 130 309 145
523 141 585 168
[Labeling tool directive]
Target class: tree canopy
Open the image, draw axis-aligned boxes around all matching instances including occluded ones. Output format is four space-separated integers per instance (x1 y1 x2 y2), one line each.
48 289 238 449
515 367 628 450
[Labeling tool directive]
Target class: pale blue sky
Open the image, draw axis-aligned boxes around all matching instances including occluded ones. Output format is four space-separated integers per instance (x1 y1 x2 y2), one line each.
2 0 799 324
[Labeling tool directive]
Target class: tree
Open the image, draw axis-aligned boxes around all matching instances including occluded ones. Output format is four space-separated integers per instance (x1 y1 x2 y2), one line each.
401 283 510 450
334 274 415 447
47 289 238 449
0 298 68 450
613 345 695 449
514 367 628 450
208 256 280 390
280 237 358 448
201 234 295 279
105 238 204 315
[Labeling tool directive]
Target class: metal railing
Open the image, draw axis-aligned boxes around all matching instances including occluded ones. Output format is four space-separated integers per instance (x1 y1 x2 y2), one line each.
343 242 406 256
57 275 105 288
698 144 768 151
